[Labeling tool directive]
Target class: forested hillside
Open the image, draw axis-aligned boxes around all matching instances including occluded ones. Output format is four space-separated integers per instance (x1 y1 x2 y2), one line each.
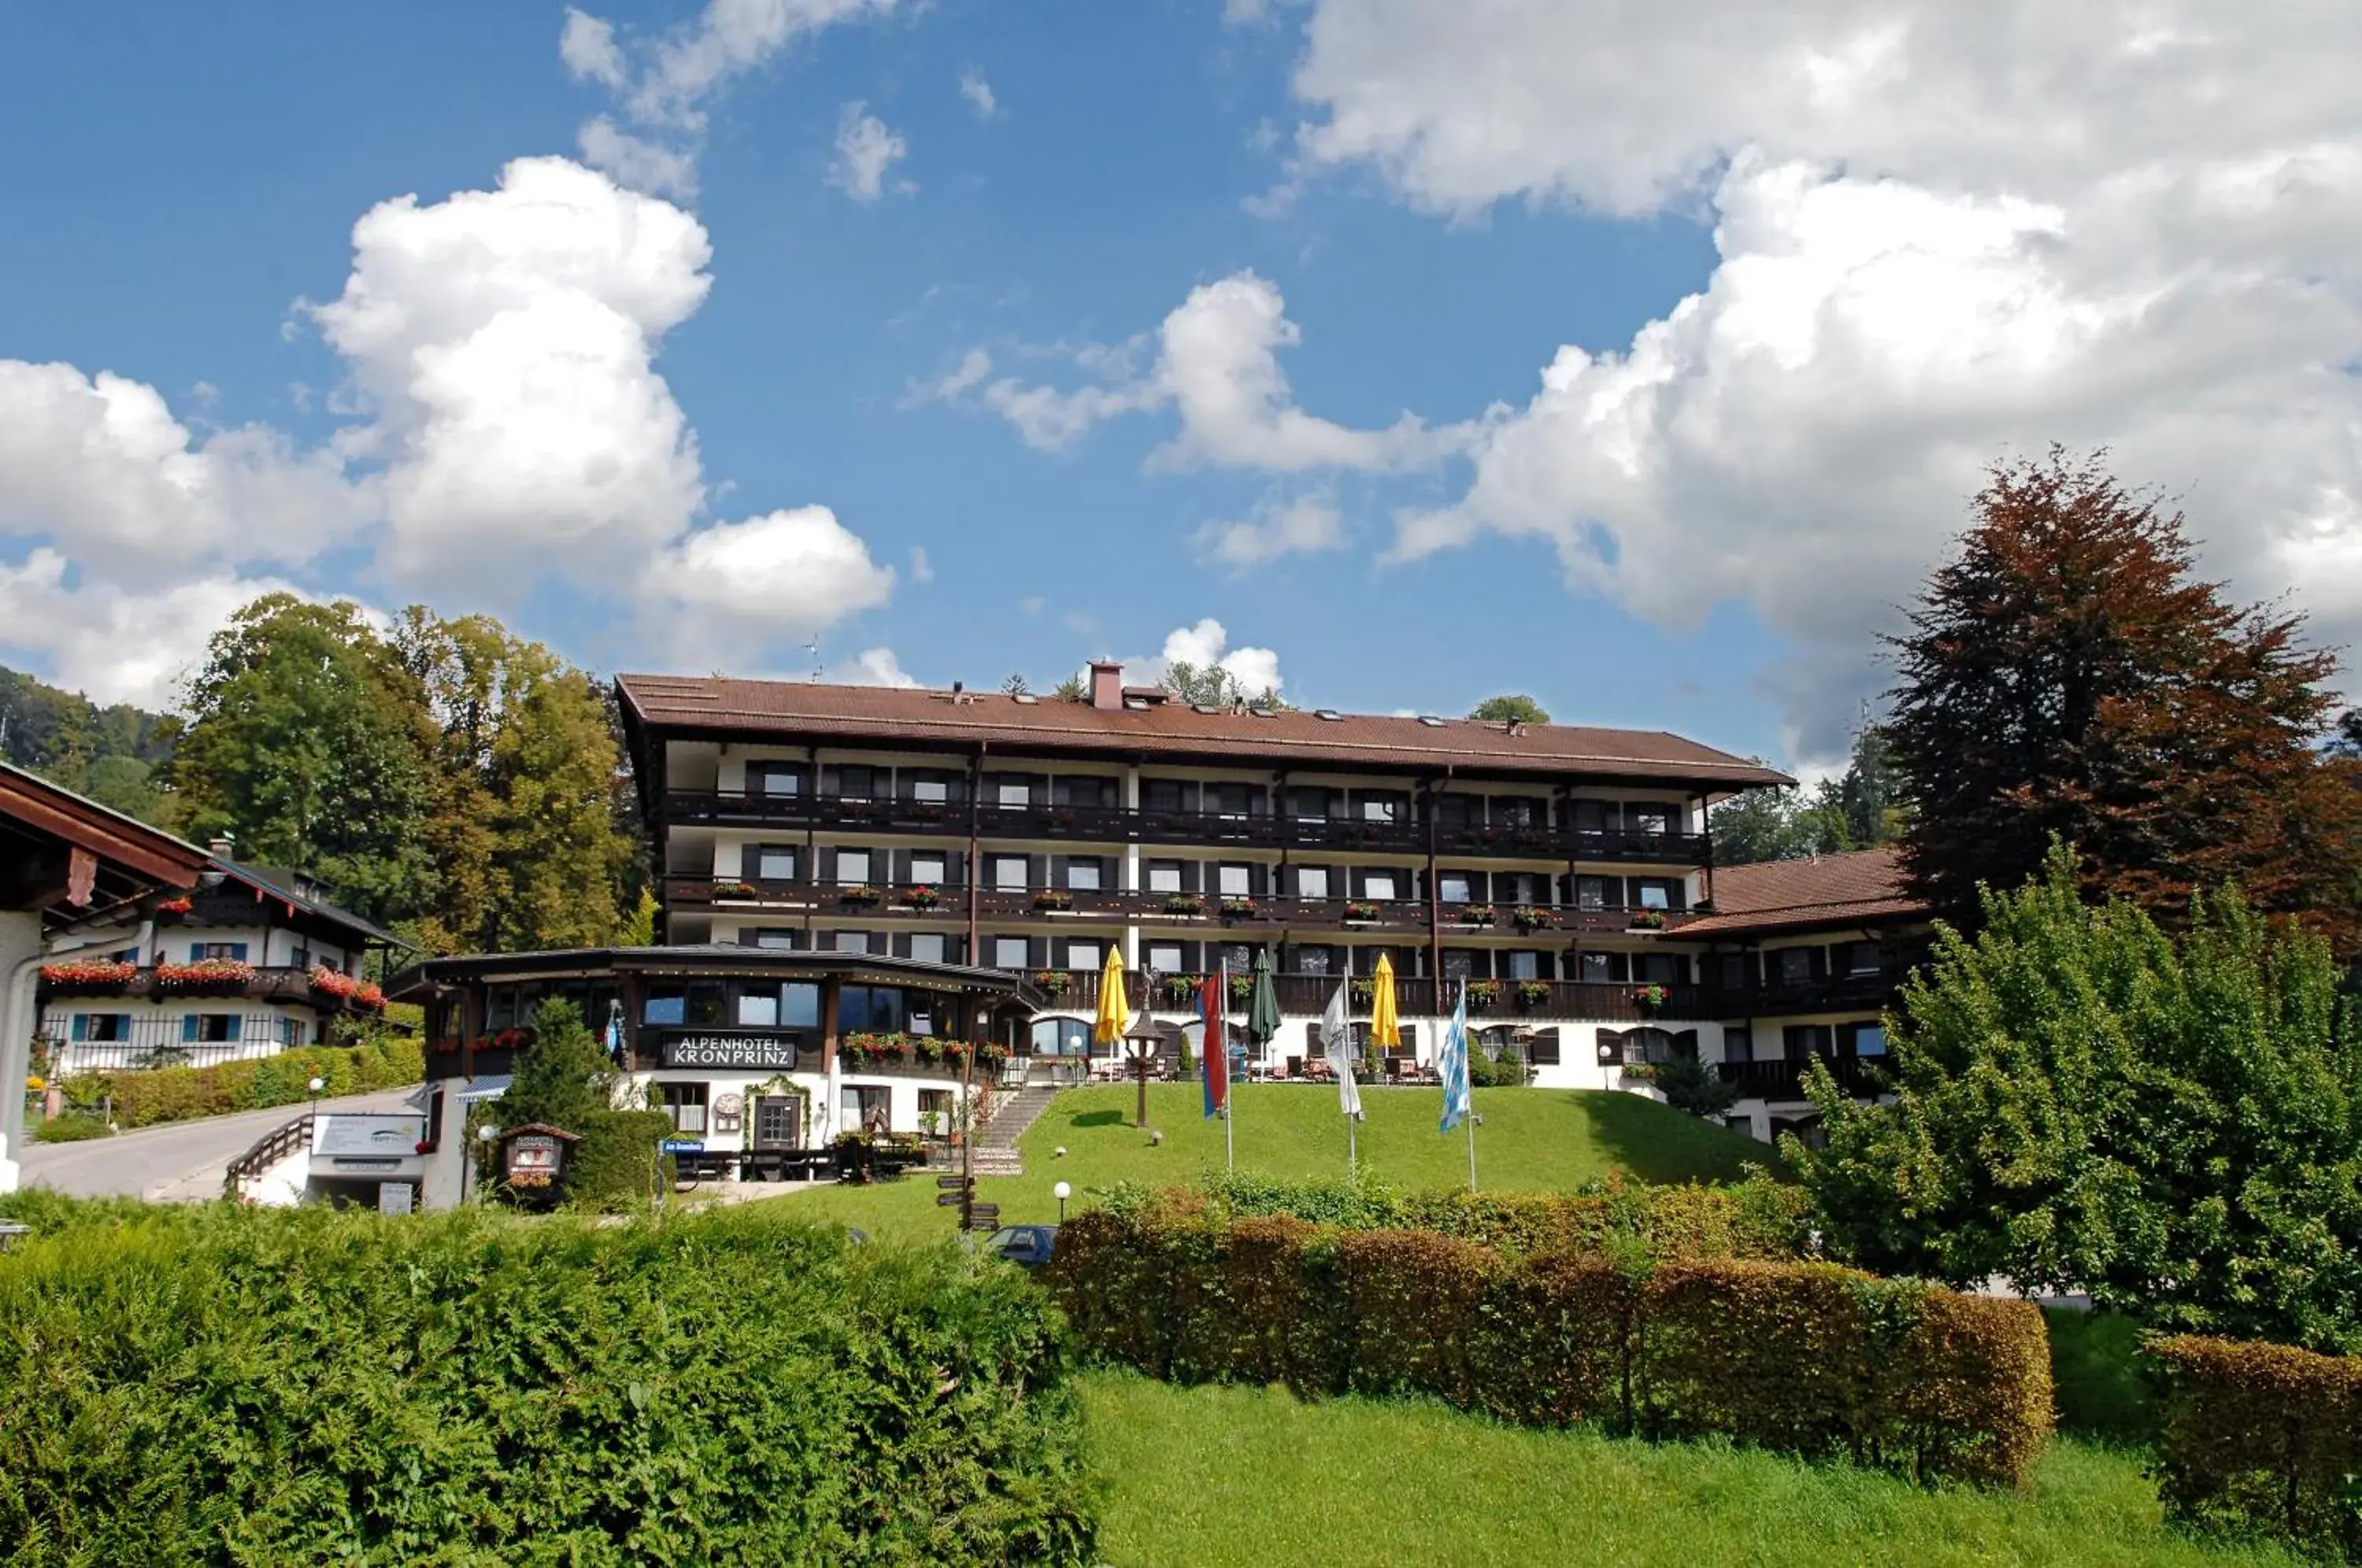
0 665 180 826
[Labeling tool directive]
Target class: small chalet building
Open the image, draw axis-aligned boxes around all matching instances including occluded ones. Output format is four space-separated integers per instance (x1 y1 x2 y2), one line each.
1 762 209 1190
1681 849 1934 1142
392 946 1039 1207
37 836 401 1074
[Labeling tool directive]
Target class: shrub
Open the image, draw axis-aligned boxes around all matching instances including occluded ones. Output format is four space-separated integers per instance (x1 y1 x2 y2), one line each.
560 1108 676 1211
29 1115 113 1143
2148 1333 2362 1559
0 1203 1097 1563
1046 1206 2052 1487
1467 1048 1529 1087
57 1037 425 1130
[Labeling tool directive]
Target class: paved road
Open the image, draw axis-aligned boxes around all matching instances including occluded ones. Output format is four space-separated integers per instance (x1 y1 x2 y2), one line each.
19 1088 423 1200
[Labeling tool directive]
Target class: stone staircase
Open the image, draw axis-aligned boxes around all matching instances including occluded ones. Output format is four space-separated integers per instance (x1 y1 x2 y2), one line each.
924 1084 1061 1178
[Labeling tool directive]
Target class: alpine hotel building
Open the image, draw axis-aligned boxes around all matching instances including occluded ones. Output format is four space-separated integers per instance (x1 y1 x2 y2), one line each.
590 663 1934 1150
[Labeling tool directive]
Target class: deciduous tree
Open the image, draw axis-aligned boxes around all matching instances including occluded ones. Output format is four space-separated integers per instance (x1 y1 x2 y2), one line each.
1886 448 2362 948
1468 693 1549 725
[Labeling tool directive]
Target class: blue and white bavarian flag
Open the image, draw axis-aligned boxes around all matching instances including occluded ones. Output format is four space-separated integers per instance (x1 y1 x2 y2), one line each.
1320 979 1362 1120
1438 982 1472 1134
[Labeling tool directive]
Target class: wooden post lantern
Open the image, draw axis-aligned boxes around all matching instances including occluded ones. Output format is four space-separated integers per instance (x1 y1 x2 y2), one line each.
498 1123 581 1189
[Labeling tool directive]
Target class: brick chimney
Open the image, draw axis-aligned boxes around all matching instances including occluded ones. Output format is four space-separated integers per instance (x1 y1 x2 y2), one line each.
209 833 235 860
1088 660 1124 711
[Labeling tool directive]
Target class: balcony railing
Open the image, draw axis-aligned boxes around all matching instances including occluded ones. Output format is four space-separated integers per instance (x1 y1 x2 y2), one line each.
661 790 1712 864
1701 971 1911 1016
1020 969 1711 1025
39 1014 311 1074
666 876 1702 936
1715 1056 1890 1100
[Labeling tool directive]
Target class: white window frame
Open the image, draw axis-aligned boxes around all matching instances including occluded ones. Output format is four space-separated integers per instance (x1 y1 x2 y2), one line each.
993 936 1031 968
1217 864 1252 897
1296 866 1330 900
836 849 872 886
909 934 948 964
909 852 947 885
1147 860 1184 893
1363 872 1398 902
993 856 1029 891
1066 860 1102 892
1438 874 1472 905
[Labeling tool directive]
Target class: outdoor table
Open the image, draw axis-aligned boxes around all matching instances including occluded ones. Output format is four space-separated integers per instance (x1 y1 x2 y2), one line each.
0 1222 29 1254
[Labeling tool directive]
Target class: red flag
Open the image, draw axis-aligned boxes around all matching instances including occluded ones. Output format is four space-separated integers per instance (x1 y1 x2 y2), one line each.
1200 968 1228 1117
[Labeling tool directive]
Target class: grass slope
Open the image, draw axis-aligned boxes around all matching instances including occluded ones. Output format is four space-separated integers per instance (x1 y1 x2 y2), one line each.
778 1082 1772 1243
1079 1374 2297 1568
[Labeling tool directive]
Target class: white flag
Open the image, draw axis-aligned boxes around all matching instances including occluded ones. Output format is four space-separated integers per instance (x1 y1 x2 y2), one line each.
1321 981 1362 1119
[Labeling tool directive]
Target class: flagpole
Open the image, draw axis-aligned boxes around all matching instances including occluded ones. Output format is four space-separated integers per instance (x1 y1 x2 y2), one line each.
1221 959 1235 1174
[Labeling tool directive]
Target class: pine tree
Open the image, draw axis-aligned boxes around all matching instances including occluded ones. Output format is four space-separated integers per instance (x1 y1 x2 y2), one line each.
1886 448 2362 948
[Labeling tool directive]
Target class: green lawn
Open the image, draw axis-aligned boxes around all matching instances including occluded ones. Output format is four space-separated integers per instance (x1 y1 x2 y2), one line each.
772 1082 1775 1243
1077 1373 2296 1568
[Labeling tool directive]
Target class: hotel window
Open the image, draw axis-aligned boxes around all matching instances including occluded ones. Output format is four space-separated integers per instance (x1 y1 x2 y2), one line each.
911 775 950 804
918 1088 954 1126
1147 943 1185 972
280 1018 304 1048
834 931 872 956
909 852 947 886
1361 871 1398 901
1438 873 1472 904
992 855 1029 890
1504 951 1543 982
642 987 685 1026
1057 775 1117 808
1067 941 1101 972
835 849 872 886
1579 952 1626 983
909 933 948 964
993 936 1031 968
1220 944 1253 971
1499 871 1548 906
997 777 1032 807
749 762 802 797
685 982 726 1026
1494 797 1538 828
1783 1024 1834 1060
1295 865 1330 899
1066 860 1102 892
1297 946 1332 975
1723 1027 1754 1063
1635 879 1675 911
840 986 907 1032
661 1082 709 1134
193 941 249 961
753 844 798 881
1217 864 1253 897
1432 794 1475 827
1635 953 1683 985
1361 794 1402 823
1143 779 1186 812
182 1013 238 1044
1442 950 1475 982
1775 948 1813 985
737 988 779 1027
1842 942 1885 977
1146 860 1184 893
1849 1023 1889 1057
1287 786 1331 820
71 1012 128 1042
1572 800 1615 834
1212 782 1255 816
748 928 800 950
1627 804 1672 837
1576 876 1611 911
783 984 820 1027
835 765 878 800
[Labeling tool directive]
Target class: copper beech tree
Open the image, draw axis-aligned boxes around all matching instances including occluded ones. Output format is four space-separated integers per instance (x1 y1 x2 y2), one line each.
1886 448 2362 952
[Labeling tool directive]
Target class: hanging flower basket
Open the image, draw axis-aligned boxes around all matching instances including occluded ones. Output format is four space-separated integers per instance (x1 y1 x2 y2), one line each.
39 960 137 994
1161 973 1204 1004
1512 905 1556 933
1162 893 1207 916
1457 904 1498 926
1228 971 1254 1005
356 982 386 1010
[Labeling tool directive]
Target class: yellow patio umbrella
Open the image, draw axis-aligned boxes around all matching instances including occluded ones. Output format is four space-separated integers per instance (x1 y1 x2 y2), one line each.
1092 945 1134 1051
1368 952 1401 1067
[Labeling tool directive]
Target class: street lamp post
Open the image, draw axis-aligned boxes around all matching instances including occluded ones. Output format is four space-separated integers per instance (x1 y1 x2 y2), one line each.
473 1122 498 1204
308 1075 324 1121
1053 1179 1071 1222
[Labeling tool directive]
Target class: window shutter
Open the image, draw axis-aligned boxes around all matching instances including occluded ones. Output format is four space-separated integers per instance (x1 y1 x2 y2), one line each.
189 941 205 961
1672 1029 1699 1061
1400 1023 1418 1053
1305 1021 1323 1051
182 1014 199 1042
945 849 964 885
71 1014 87 1042
1049 854 1068 886
1180 860 1200 893
890 849 911 885
890 934 912 960
230 942 249 961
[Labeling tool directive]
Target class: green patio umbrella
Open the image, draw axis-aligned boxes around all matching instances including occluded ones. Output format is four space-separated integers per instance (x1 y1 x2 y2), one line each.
1247 947 1283 1064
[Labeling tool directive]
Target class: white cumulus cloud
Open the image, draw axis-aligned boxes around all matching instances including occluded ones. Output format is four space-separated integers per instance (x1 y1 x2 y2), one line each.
1198 490 1347 566
0 549 305 708
641 505 897 664
1125 618 1287 700
959 68 998 118
829 103 912 202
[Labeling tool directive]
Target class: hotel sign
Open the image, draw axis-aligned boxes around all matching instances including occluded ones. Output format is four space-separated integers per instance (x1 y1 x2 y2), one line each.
660 1033 808 1072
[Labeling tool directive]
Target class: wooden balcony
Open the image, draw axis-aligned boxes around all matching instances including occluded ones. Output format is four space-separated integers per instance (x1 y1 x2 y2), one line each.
665 876 1702 939
1715 1056 1889 1100
1702 971 1908 1016
36 964 382 1014
661 790 1713 864
1026 969 1710 1026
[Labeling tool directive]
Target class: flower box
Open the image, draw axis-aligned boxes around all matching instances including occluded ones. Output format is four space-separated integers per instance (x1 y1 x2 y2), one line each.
154 959 256 994
39 960 137 994
1627 909 1668 931
1464 979 1503 1007
1228 972 1254 1005
1033 890 1075 912
1032 969 1073 997
839 884 882 904
905 885 942 909
1516 980 1553 1009
310 965 360 1000
710 880 757 900
1631 983 1668 1015
154 896 192 915
1161 893 1207 917
1620 1062 1660 1082
1342 901 1381 923
1161 973 1205 1004
1219 897 1257 917
1456 904 1498 926
1512 905 1556 933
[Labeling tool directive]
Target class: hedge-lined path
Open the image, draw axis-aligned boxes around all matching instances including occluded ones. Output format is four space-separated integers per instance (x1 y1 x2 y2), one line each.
19 1088 420 1200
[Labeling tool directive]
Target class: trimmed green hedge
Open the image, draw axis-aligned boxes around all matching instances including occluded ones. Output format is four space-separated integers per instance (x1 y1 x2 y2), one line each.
1047 1200 2053 1488
2149 1333 2362 1559
1181 1168 1812 1260
57 1037 425 1129
0 1201 1096 1564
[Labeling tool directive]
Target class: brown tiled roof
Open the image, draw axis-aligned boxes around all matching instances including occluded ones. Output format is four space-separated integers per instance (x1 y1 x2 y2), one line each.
613 675 1794 790
1683 848 1928 937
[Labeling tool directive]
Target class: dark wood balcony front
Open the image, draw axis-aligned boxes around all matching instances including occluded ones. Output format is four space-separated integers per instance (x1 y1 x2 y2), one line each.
1701 971 1911 1018
37 964 383 1014
661 790 1713 864
1018 968 1712 1026
666 876 1701 938
1715 1055 1889 1100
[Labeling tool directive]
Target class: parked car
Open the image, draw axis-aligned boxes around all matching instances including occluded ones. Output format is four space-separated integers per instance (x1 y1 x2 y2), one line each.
981 1223 1057 1270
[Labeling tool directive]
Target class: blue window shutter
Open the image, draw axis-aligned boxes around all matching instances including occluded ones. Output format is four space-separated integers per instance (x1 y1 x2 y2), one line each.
70 1014 87 1042
182 1014 199 1043
190 942 205 962
228 942 249 961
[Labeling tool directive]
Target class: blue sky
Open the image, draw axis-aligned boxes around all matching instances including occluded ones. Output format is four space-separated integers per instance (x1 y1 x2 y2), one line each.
2 2 2356 773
